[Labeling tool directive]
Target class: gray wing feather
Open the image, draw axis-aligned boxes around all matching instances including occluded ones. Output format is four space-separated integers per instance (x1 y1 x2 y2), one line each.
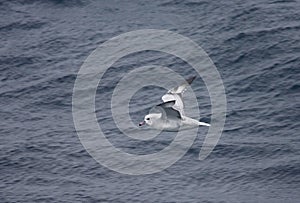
162 76 196 117
156 100 182 120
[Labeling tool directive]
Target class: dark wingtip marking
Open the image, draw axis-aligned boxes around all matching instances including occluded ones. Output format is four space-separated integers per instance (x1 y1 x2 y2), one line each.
157 100 176 108
186 76 196 84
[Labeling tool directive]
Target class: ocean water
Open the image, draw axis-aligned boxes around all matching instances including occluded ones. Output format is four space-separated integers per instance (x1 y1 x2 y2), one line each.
1 0 300 202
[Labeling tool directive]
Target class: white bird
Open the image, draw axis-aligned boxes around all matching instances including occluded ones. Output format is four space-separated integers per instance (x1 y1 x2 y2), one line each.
139 76 210 131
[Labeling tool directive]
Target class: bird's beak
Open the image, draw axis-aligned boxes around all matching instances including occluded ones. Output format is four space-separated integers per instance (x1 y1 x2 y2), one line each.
139 121 145 126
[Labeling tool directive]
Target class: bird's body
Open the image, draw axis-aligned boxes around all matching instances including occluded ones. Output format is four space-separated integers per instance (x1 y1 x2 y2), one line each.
139 76 210 131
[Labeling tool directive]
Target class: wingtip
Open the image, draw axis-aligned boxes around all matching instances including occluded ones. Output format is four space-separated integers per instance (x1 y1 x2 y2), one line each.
186 76 196 84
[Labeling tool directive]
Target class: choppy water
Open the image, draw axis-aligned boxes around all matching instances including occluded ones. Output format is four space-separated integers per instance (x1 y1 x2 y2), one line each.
1 0 300 202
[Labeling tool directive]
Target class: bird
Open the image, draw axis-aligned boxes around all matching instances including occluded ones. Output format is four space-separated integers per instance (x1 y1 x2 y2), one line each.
139 76 210 131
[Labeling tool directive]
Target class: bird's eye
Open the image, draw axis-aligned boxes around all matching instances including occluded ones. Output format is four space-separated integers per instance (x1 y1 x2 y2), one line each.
146 118 150 120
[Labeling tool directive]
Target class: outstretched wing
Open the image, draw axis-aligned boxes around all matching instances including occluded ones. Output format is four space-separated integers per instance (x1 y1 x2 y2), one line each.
155 100 181 120
167 76 196 94
161 76 196 117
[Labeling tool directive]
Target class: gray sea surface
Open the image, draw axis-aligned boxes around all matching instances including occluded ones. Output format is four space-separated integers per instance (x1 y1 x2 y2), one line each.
1 0 300 202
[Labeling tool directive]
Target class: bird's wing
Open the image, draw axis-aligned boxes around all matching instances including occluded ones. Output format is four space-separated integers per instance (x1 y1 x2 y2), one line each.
167 76 196 94
161 76 196 117
155 100 181 120
162 93 184 116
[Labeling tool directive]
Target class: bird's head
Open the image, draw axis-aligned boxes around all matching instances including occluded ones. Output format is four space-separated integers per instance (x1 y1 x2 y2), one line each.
139 113 161 127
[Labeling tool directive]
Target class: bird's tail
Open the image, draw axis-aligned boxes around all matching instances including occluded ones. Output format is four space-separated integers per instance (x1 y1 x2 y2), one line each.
198 121 210 127
182 117 210 127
